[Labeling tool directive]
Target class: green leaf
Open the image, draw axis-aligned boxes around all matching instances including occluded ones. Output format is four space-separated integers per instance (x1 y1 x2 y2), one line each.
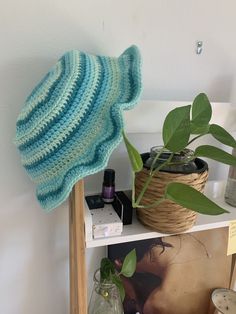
120 249 137 278
112 275 125 302
190 122 210 135
162 105 191 152
209 124 236 148
100 258 115 281
195 145 236 166
191 93 212 127
122 131 143 172
165 182 229 215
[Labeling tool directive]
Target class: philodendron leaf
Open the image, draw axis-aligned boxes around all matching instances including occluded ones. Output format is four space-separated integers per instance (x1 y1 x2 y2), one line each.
191 93 212 127
100 258 115 281
195 145 236 166
209 124 236 148
165 182 229 215
122 131 143 173
120 248 137 278
162 105 191 152
112 275 125 302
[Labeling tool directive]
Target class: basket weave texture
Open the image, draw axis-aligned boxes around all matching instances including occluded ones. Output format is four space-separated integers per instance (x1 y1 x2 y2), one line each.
135 168 209 234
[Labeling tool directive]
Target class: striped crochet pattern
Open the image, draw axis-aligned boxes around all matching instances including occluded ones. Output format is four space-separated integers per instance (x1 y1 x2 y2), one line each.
15 45 142 211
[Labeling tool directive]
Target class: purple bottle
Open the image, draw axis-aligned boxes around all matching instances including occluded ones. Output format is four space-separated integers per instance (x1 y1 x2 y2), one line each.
102 169 115 203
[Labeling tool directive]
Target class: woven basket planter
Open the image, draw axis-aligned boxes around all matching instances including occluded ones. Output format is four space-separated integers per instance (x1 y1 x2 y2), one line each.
135 156 209 234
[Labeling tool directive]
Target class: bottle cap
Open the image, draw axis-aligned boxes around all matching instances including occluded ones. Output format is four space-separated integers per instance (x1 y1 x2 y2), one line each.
103 169 115 186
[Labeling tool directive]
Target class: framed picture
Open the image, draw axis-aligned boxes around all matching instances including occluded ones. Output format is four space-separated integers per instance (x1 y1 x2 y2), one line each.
108 228 232 314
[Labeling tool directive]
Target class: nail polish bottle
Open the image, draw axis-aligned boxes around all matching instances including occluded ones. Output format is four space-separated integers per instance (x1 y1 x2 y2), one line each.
102 169 115 203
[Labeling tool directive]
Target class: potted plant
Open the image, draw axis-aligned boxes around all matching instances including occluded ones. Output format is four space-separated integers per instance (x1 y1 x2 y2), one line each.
88 249 137 314
123 93 236 233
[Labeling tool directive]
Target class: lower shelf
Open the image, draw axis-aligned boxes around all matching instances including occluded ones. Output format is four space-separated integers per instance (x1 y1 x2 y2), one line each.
84 180 236 248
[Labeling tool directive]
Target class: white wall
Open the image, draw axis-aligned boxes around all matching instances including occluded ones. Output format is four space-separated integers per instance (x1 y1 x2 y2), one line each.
1 1 236 313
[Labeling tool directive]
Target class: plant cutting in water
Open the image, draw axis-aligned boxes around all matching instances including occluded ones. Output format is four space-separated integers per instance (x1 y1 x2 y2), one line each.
123 93 236 215
99 248 137 302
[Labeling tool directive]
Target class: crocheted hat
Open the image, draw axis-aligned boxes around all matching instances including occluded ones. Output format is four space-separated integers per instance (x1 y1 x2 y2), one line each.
15 45 142 211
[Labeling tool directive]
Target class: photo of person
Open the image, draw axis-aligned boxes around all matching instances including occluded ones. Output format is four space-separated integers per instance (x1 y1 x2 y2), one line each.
108 228 232 314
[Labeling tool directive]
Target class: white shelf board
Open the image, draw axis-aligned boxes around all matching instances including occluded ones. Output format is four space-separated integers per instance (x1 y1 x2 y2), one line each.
85 181 236 248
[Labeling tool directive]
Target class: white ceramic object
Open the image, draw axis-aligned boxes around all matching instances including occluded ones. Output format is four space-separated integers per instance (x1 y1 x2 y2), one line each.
211 288 236 314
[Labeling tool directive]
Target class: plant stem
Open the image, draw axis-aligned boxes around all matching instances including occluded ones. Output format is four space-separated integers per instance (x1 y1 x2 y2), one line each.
136 196 165 208
152 152 174 176
150 147 166 174
134 147 165 206
131 171 136 208
187 134 204 146
135 173 153 206
135 151 174 207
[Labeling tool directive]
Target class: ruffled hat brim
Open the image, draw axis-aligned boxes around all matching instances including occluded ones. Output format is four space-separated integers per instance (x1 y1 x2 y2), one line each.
15 45 142 210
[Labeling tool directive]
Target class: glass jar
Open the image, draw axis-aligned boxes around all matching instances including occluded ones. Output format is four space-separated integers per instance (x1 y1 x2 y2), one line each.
145 146 198 173
225 148 236 207
88 270 124 314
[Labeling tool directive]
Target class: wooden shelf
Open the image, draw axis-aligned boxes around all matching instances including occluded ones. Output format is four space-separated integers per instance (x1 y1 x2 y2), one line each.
84 181 236 248
69 99 236 313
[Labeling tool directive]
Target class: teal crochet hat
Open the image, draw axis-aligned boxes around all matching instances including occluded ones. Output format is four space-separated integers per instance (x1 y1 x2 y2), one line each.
15 45 142 211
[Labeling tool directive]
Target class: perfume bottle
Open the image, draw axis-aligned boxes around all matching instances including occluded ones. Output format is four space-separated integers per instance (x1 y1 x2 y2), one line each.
102 169 115 203
225 148 236 207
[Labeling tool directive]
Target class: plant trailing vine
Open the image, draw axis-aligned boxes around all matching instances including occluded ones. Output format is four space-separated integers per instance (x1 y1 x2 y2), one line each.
99 249 137 302
123 93 236 215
